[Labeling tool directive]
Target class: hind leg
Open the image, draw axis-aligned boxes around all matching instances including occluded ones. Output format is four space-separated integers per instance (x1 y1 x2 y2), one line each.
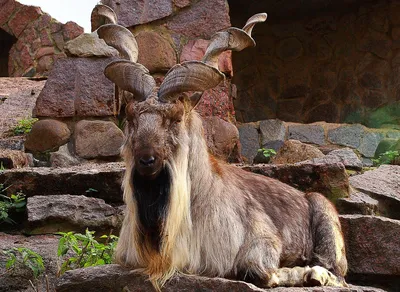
306 192 348 285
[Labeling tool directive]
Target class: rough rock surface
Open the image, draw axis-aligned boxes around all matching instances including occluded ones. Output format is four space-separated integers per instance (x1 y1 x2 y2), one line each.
238 123 259 163
259 119 286 151
328 125 365 149
340 215 400 277
50 144 81 167
243 161 350 201
349 165 400 219
136 31 177 73
74 120 124 159
27 194 123 234
288 124 325 145
272 140 325 164
0 233 59 292
336 192 378 215
306 148 363 171
203 116 239 161
180 38 232 76
101 0 173 27
24 119 71 152
0 78 45 137
34 57 117 118
55 264 385 292
65 32 119 57
0 162 125 203
0 149 30 168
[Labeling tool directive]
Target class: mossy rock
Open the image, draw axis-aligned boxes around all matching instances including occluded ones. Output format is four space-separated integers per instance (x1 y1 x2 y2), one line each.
374 138 398 158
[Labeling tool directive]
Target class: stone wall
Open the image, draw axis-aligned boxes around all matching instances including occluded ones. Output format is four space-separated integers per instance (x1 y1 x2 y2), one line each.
231 0 400 128
0 0 83 77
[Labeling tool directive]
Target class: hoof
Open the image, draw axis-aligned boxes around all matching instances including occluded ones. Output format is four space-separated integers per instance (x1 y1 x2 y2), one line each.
304 266 343 287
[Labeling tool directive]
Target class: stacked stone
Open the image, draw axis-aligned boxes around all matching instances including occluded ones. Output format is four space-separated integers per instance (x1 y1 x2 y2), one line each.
0 0 83 77
28 0 240 164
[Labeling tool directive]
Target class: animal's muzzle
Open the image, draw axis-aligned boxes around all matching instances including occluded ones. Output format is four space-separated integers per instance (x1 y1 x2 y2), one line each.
135 150 163 179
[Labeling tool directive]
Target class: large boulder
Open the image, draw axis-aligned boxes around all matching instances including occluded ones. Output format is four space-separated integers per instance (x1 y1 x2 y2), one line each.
242 161 350 202
25 119 71 152
26 194 124 234
349 165 400 219
55 264 384 292
340 215 400 289
65 32 119 57
238 123 260 163
73 120 124 159
288 124 325 145
259 119 286 151
34 57 118 118
271 140 325 164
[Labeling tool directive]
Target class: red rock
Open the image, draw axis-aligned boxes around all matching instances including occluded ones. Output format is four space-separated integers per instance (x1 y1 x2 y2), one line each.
166 0 231 39
196 80 235 122
0 0 17 28
8 5 42 37
52 31 65 51
74 120 124 159
136 31 177 73
25 119 71 152
37 13 51 29
35 46 55 59
36 55 54 74
39 28 52 46
180 39 232 76
20 44 33 68
62 21 83 41
34 57 117 117
101 0 173 27
20 25 37 44
173 0 191 8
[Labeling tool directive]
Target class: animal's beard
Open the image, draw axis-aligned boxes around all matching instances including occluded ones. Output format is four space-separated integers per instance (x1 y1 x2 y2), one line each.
132 166 171 251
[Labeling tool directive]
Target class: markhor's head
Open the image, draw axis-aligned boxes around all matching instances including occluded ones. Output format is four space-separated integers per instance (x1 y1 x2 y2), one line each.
96 11 267 180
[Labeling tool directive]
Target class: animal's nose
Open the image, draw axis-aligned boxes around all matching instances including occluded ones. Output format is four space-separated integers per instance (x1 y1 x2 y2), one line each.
139 156 156 166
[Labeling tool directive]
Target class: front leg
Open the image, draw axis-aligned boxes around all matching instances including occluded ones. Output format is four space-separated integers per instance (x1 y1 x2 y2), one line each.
266 266 346 287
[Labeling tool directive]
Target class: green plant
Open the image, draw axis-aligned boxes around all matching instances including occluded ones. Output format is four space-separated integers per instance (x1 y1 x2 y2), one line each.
0 184 26 224
372 150 400 166
2 247 45 278
13 118 38 135
257 148 277 159
57 229 118 275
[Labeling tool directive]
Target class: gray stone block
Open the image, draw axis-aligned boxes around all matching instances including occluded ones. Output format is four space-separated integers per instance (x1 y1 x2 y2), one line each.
259 119 286 151
358 131 384 158
238 123 260 163
328 124 365 148
288 124 325 145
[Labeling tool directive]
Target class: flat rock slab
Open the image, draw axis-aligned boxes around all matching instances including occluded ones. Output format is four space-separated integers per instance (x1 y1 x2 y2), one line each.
349 165 400 219
336 192 378 215
0 77 45 137
27 194 124 234
242 162 350 202
340 215 400 277
0 162 125 203
56 264 384 292
0 233 59 292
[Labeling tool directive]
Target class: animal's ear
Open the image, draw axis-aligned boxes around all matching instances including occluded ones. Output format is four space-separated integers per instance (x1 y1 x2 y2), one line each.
91 4 117 32
158 13 267 108
105 60 156 101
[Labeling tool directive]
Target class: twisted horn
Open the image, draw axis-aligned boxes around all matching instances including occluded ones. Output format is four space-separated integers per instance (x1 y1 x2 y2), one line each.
98 23 156 101
105 60 156 101
91 4 117 32
158 13 267 103
97 24 138 62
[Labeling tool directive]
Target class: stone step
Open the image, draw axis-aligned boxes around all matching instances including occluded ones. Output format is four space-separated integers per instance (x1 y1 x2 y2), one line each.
56 264 385 292
0 160 350 204
0 162 125 204
336 192 379 215
340 215 400 291
26 194 124 235
349 165 400 220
